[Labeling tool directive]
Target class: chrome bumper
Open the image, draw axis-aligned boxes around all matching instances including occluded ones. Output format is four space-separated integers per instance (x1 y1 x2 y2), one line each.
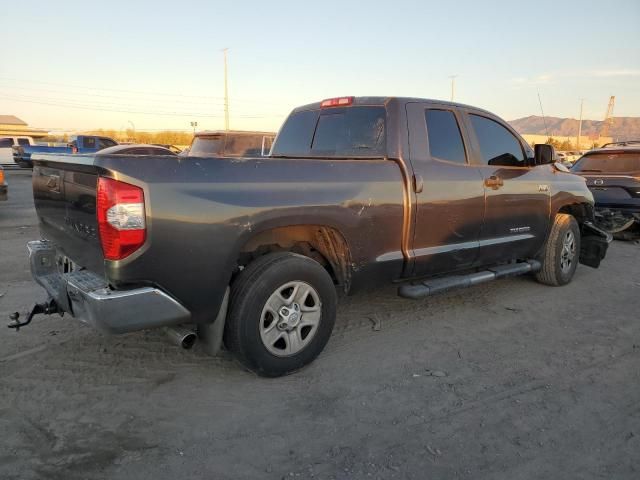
28 240 191 334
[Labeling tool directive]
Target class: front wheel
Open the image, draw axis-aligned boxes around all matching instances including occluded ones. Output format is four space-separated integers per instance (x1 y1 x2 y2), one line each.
535 213 580 286
224 252 337 377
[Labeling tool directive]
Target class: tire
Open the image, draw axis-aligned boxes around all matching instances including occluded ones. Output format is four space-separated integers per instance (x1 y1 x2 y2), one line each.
224 252 337 377
535 214 580 286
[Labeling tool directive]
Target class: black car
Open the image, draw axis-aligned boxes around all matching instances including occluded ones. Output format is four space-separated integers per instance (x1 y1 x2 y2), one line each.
95 144 177 156
572 141 640 237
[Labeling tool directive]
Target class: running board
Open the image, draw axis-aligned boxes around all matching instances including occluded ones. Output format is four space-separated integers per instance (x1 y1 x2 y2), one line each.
397 260 541 299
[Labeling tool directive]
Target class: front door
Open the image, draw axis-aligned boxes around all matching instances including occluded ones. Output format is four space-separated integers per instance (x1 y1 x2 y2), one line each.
406 103 486 278
462 111 550 265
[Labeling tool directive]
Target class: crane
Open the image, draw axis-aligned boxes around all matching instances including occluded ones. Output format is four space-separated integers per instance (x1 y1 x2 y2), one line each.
600 96 615 138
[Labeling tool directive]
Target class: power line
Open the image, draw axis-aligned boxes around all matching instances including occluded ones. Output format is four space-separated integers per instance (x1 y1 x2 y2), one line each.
0 76 286 106
0 95 285 119
0 90 287 116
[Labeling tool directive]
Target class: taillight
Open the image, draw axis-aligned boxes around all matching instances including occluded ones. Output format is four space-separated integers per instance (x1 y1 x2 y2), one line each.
320 96 354 108
0 170 4 184
96 177 146 260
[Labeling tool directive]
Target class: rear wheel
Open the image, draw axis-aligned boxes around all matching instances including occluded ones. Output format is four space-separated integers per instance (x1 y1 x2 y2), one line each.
535 214 580 286
224 252 337 377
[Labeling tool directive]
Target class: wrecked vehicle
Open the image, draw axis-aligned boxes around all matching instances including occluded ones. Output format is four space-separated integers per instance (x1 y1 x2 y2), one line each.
12 96 610 377
571 141 640 239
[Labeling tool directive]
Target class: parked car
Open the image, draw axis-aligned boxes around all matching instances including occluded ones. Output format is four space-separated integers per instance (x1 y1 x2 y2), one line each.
152 144 182 154
571 141 640 237
12 135 117 168
14 96 610 377
0 165 7 201
0 136 35 167
96 144 178 156
188 130 275 157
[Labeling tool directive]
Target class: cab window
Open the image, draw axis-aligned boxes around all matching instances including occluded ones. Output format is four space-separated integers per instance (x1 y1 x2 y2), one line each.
425 109 467 164
470 114 525 167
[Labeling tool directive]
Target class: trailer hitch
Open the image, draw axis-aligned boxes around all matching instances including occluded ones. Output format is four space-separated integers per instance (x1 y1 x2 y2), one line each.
8 299 61 331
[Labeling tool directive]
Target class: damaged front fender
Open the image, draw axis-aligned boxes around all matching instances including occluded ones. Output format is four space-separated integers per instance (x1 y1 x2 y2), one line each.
579 221 612 268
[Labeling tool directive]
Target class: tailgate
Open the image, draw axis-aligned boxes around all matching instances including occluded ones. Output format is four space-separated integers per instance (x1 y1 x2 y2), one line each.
32 155 105 273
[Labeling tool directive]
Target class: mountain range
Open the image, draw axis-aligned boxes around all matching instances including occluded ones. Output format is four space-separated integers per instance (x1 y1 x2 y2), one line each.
508 116 640 141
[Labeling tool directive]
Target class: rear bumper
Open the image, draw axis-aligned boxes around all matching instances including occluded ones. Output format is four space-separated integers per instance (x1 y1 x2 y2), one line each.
28 240 191 333
0 184 7 201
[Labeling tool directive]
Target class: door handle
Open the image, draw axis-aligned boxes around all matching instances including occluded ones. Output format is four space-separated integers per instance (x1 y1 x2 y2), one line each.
484 175 504 190
413 174 424 193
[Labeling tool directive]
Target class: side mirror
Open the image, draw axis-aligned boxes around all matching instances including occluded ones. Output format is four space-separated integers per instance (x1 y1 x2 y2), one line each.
534 144 555 165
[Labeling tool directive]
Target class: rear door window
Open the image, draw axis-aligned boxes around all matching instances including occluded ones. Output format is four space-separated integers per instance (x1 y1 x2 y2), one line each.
469 114 525 167
425 109 467 164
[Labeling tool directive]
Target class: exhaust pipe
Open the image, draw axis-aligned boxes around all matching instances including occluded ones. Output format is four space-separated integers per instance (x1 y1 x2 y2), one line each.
165 326 197 350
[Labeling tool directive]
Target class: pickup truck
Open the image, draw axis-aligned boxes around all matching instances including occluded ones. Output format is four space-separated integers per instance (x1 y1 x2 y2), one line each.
13 96 611 377
0 136 35 167
12 135 117 168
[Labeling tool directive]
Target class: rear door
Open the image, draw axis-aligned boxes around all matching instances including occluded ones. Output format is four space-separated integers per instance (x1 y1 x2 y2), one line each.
462 110 550 265
406 102 485 277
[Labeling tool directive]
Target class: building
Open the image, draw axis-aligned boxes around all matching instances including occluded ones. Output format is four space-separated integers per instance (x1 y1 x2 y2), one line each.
0 115 49 139
521 134 612 150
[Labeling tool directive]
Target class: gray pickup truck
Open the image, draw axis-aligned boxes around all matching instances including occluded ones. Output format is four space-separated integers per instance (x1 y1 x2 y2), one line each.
13 96 610 377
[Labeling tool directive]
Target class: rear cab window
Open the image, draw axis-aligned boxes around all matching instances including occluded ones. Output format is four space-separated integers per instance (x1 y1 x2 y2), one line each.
17 138 31 147
224 135 264 157
189 136 224 156
572 152 640 173
83 137 96 149
272 106 386 157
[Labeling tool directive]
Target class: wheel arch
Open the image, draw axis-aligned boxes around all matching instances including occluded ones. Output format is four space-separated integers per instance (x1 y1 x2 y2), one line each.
236 224 353 292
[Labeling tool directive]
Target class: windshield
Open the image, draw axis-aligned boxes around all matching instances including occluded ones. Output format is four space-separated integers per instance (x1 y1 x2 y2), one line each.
189 136 224 156
572 152 640 173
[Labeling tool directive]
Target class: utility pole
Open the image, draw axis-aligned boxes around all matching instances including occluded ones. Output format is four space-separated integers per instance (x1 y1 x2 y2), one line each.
449 75 458 102
222 48 229 131
577 99 584 150
128 120 136 141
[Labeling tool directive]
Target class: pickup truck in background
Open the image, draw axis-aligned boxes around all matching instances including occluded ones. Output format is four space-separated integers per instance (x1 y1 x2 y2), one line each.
0 136 35 167
187 130 275 157
14 96 610 377
12 135 117 168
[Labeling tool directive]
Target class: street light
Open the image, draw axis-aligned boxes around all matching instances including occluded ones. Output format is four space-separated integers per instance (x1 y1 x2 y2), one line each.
190 121 198 134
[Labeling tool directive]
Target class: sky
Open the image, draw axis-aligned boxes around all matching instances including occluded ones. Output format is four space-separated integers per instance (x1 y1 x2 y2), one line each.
1 0 639 133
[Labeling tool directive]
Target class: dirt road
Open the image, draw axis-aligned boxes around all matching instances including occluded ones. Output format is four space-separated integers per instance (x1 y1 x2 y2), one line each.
1 169 638 479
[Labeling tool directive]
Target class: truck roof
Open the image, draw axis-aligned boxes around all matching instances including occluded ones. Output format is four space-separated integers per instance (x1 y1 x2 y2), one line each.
291 96 495 116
